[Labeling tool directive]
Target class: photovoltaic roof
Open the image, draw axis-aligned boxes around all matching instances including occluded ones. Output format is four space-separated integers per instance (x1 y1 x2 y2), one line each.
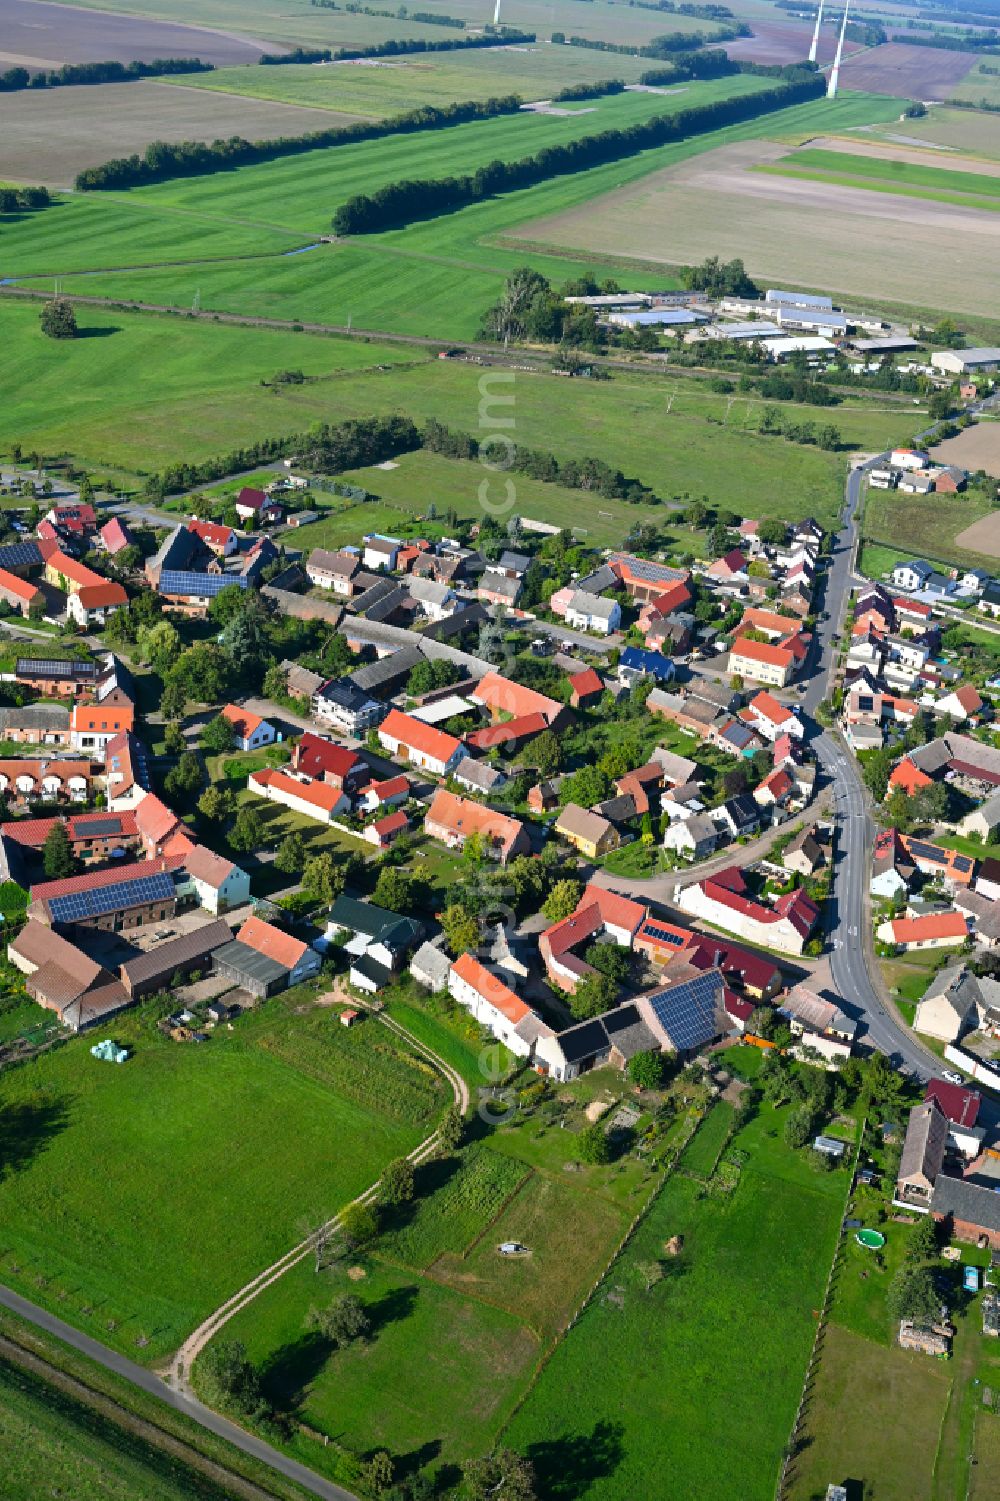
48 871 174 925
643 971 723 1052
17 657 97 678
0 542 43 571
159 570 248 598
73 816 123 837
643 923 686 948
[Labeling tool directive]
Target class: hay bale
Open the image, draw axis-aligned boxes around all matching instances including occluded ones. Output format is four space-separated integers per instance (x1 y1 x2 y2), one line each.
665 1235 684 1257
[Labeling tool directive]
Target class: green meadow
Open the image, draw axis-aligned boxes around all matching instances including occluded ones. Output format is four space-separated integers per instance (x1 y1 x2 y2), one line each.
0 989 447 1361
167 45 657 118
2 300 919 515
504 1096 847 1501
759 146 1000 212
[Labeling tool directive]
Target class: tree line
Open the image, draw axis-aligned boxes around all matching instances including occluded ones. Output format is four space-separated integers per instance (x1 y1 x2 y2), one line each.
143 414 420 498
75 92 523 190
894 28 1000 51
422 418 660 504
556 22 750 55
553 78 627 101
310 0 468 22
260 28 534 67
332 74 825 234
0 57 212 93
0 185 50 212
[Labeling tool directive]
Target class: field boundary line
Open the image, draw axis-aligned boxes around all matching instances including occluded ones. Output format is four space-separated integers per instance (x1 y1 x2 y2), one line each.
774 1114 867 1501
499 1103 706 1436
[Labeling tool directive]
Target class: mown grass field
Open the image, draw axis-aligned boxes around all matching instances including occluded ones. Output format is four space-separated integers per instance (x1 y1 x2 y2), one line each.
865 103 1000 160
0 989 447 1360
785 1324 951 1501
2 300 918 519
504 1096 847 1501
0 79 766 283
0 1356 239 1501
167 45 656 117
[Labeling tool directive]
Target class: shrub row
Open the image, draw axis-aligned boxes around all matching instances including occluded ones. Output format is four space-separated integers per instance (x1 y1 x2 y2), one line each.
310 0 467 22
74 92 523 190
332 74 825 234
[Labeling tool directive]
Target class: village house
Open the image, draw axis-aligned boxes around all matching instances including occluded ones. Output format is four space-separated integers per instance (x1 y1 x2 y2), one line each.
568 668 604 710
234 487 282 525
897 1099 948 1207
423 788 528 864
357 774 409 816
248 767 350 823
925 1079 984 1158
741 690 804 743
539 884 646 993
220 704 277 753
617 646 675 688
664 812 718 862
67 581 128 629
729 632 807 689
188 518 237 557
0 704 70 747
292 732 368 794
876 911 969 953
554 803 620 860
378 709 467 778
8 921 129 1032
312 678 385 737
306 548 360 595
28 859 179 933
0 758 98 805
0 567 42 617
324 894 422 991
931 1174 1000 1251
565 591 621 636
448 952 551 1060
783 824 825 878
678 866 818 956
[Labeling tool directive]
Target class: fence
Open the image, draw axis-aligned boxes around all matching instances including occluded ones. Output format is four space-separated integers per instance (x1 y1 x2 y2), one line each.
944 1043 1000 1093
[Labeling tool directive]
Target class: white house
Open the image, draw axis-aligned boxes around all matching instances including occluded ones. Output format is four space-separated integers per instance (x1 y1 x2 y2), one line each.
363 535 400 572
565 591 621 636
408 577 460 622
220 704 277 753
891 560 933 592
182 844 251 914
247 767 349 823
448 952 548 1059
377 709 467 777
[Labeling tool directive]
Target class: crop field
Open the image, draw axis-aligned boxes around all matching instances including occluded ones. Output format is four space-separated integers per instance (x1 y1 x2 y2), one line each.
837 40 980 99
758 143 1000 210
2 301 917 516
863 481 1000 573
165 45 656 118
934 420 1000 480
0 991 446 1360
0 76 767 284
57 0 729 52
504 1099 847 1501
378 1144 529 1270
514 120 1000 321
0 1356 237 1501
786 1325 951 1501
0 82 362 189
0 0 274 69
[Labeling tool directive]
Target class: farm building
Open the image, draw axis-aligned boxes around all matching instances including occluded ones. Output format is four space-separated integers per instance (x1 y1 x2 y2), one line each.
212 916 320 998
931 348 1000 375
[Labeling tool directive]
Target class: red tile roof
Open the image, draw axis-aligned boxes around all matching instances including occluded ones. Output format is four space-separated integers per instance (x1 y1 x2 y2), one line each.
295 733 364 784
568 668 604 699
368 774 409 803
0 567 39 602
465 712 548 751
888 757 932 795
70 702 135 734
30 855 182 902
250 767 344 814
747 690 794 728
47 549 105 590
99 517 133 555
135 794 181 847
451 952 531 1024
237 915 308 968
372 809 409 838
236 487 267 510
425 788 525 860
887 912 968 944
925 1078 980 1129
380 708 462 766
76 582 128 610
221 703 268 741
188 519 234 549
471 671 562 725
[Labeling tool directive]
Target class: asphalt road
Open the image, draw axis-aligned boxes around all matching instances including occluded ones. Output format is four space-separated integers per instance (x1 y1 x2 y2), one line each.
805 461 950 1082
0 1286 359 1501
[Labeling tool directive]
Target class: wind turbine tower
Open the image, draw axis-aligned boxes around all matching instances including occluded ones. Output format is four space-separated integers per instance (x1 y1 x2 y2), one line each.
493 0 501 24
808 0 825 64
827 1 850 98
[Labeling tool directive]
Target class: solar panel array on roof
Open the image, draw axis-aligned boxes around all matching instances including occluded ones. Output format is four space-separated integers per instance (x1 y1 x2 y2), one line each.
73 816 122 837
908 839 945 863
619 558 680 582
0 542 42 571
48 871 174 925
643 923 686 948
953 855 973 873
159 570 248 598
17 657 97 678
644 972 722 1052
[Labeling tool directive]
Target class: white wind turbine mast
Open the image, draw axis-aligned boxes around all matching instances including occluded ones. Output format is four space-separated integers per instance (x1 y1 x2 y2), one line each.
493 0 501 24
827 0 850 98
808 0 825 64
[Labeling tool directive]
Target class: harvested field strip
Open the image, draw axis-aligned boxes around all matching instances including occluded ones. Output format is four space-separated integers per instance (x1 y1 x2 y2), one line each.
757 161 1000 213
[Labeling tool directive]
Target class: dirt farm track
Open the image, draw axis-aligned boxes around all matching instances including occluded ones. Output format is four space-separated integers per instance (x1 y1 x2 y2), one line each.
0 0 278 69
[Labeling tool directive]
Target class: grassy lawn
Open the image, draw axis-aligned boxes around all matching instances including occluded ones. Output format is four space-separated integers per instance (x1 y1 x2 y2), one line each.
504 1099 847 1500
786 1323 951 1501
212 1255 539 1476
0 989 448 1360
880 950 953 1010
676 1098 735 1179
429 1169 629 1338
377 1143 530 1272
971 1409 1000 1500
862 483 1000 574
